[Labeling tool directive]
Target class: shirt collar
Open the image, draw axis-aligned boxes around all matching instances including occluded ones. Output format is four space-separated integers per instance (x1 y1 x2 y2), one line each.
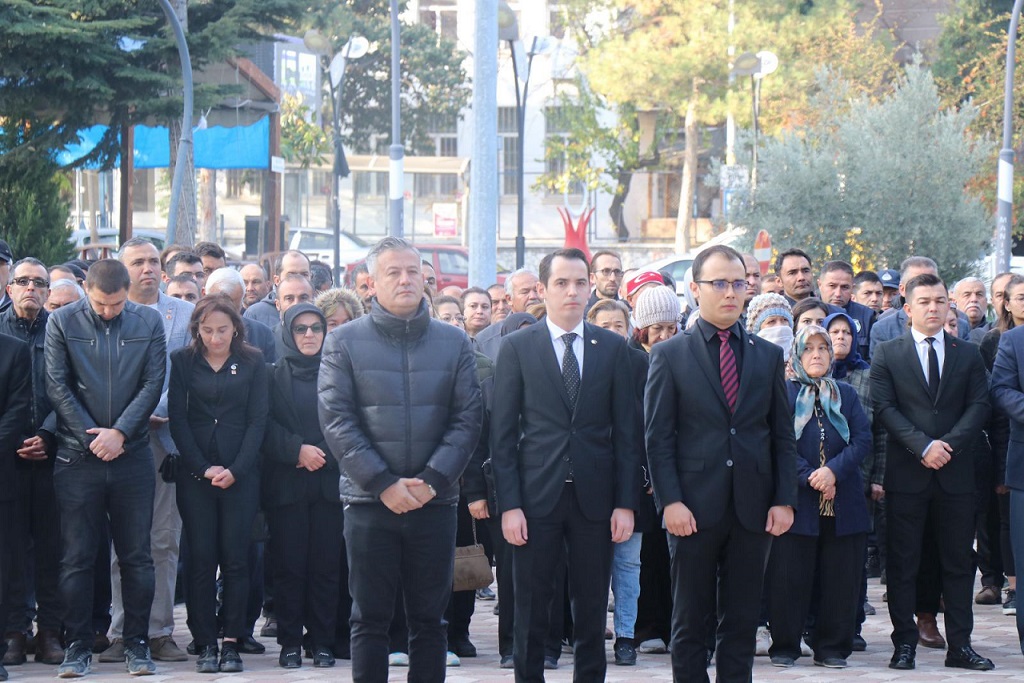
910 327 944 345
696 316 742 342
546 316 585 343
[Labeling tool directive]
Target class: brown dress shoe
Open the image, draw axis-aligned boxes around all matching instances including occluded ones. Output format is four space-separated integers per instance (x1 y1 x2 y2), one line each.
975 586 1001 605
2 632 26 665
916 612 946 649
34 630 65 665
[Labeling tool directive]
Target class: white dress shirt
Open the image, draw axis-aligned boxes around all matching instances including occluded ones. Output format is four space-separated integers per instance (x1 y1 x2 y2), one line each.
546 317 585 376
910 327 945 384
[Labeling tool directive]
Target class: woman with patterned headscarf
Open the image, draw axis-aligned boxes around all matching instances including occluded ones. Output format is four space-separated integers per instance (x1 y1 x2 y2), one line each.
763 326 871 670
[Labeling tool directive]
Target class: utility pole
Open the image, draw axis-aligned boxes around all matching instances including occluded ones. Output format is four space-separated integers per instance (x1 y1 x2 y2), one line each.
468 0 498 286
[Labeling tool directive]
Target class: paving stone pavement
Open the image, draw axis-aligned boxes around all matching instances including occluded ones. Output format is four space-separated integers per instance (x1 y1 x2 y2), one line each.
6 577 1024 681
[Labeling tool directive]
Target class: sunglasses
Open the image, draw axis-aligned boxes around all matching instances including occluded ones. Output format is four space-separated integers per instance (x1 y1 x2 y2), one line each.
292 323 325 335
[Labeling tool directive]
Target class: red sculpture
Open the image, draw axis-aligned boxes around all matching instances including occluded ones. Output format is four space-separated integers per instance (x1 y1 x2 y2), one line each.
559 207 594 262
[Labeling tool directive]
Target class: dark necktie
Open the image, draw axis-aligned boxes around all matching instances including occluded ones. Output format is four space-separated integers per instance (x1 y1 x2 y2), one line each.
925 336 940 401
561 332 580 409
718 329 738 413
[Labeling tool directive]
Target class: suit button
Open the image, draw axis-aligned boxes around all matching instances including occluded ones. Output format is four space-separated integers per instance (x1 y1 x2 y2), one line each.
213 418 218 425
570 429 576 435
933 410 938 415
730 428 736 435
726 459 734 467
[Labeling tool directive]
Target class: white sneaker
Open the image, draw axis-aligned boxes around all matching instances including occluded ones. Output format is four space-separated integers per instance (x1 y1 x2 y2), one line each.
446 651 461 667
755 627 772 656
800 638 813 657
637 638 668 654
388 652 409 666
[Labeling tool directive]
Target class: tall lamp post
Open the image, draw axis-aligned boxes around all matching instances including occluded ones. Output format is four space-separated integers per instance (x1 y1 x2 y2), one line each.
156 0 193 246
997 0 1024 274
498 2 551 269
304 30 368 285
730 50 777 192
389 0 404 237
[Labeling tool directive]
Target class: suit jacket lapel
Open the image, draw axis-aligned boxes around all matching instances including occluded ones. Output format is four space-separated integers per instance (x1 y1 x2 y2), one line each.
900 332 931 398
733 327 755 414
531 323 574 413
937 331 960 403
689 327 730 412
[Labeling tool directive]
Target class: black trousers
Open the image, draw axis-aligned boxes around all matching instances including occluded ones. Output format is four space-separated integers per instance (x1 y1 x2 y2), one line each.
512 484 612 683
667 506 772 683
345 502 456 683
177 472 259 646
267 496 343 649
8 465 61 633
0 500 14 659
998 492 1016 581
766 518 865 661
444 496 477 641
635 520 672 644
976 460 1004 589
887 480 975 649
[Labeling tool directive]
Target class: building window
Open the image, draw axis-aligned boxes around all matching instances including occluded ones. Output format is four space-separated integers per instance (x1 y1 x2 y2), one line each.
549 6 567 40
498 106 519 196
414 134 459 198
419 0 458 43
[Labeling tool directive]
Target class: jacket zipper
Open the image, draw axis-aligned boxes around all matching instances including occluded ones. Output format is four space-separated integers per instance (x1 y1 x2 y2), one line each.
106 325 112 427
403 320 412 476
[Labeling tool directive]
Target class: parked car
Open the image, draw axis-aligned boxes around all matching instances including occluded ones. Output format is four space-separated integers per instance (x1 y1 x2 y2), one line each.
634 227 747 310
344 243 507 290
287 228 370 271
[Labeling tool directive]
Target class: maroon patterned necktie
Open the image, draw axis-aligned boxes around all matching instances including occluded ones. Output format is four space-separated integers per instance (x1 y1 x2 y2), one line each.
718 329 738 413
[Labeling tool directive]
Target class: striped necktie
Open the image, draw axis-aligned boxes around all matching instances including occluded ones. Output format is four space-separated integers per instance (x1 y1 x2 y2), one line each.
718 329 738 413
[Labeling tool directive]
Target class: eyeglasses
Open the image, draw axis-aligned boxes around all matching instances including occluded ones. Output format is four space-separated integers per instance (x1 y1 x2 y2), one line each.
11 277 49 288
595 268 624 278
695 279 747 292
425 277 437 286
440 314 465 324
292 323 325 335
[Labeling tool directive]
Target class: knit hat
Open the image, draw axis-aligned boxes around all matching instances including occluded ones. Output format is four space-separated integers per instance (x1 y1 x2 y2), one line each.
634 285 681 330
745 292 793 334
625 270 664 298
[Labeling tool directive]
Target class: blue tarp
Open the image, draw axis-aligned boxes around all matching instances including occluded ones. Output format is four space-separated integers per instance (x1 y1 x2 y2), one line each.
56 116 270 170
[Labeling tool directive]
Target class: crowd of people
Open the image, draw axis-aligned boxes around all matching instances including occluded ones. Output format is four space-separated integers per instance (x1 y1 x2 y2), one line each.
0 233 1021 683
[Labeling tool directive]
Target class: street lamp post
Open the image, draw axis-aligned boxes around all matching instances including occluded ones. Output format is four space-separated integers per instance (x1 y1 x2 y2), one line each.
730 50 777 192
304 31 368 285
389 0 404 237
156 0 193 247
997 0 1024 274
498 3 550 269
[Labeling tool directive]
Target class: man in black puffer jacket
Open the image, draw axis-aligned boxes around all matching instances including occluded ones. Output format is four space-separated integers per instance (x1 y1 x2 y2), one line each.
319 237 482 683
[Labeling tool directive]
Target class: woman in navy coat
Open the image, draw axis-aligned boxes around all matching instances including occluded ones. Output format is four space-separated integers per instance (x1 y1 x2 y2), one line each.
765 325 871 669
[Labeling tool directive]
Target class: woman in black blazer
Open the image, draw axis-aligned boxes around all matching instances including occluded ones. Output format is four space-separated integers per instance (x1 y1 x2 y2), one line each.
262 303 343 669
765 325 870 669
169 295 268 674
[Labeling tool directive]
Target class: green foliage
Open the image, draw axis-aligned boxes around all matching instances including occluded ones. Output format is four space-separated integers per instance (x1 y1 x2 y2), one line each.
280 94 330 168
300 1 470 155
0 0 306 169
0 122 73 265
737 66 992 282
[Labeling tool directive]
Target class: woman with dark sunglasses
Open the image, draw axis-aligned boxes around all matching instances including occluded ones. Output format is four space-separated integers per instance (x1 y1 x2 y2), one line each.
262 303 344 669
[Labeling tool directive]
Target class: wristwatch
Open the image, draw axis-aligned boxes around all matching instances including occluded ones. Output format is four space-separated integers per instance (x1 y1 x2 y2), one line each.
427 484 437 498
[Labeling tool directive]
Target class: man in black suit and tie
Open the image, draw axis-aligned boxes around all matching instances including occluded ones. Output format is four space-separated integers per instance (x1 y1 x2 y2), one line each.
645 244 797 683
491 248 637 682
869 272 993 671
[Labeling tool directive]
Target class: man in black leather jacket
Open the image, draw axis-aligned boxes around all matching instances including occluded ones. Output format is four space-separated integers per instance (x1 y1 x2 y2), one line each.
44 259 166 677
319 237 481 683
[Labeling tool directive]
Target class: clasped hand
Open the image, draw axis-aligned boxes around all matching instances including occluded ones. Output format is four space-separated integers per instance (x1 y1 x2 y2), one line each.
380 478 435 514
922 440 953 469
86 427 124 461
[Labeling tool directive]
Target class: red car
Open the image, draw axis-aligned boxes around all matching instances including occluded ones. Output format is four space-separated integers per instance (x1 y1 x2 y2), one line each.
345 244 506 290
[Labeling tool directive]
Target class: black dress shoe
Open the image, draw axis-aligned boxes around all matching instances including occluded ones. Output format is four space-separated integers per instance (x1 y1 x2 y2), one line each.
889 643 916 670
543 655 558 669
945 644 995 671
449 636 477 658
236 635 265 654
851 634 867 652
279 646 301 669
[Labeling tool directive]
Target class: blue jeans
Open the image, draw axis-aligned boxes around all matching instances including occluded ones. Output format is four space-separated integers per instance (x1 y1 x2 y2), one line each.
611 531 642 639
53 448 155 644
344 502 457 683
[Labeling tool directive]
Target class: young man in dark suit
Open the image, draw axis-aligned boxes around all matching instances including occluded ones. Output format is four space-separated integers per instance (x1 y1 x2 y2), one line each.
870 272 992 671
645 244 798 683
491 248 637 683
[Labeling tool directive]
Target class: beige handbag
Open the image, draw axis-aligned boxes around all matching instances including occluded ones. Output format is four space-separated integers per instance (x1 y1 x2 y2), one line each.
452 520 494 592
